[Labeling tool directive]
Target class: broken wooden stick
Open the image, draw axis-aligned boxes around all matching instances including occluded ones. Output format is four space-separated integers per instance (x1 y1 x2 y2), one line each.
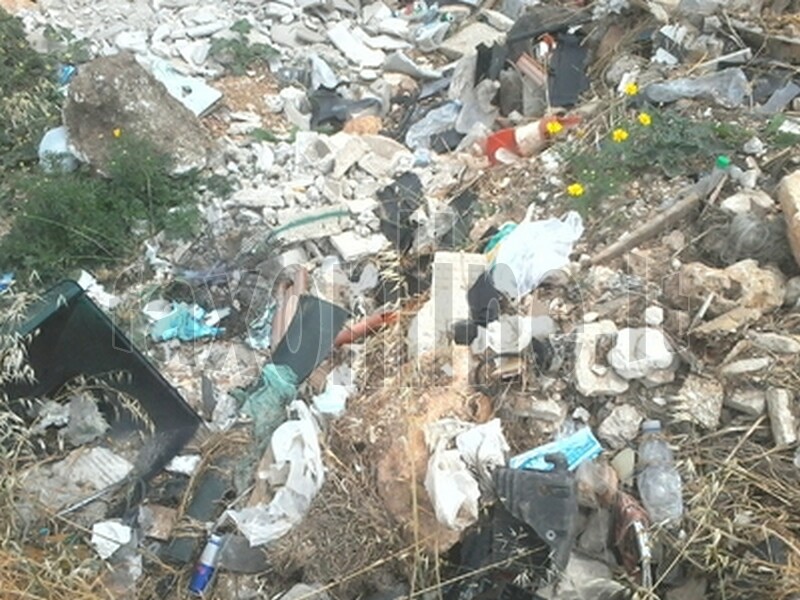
591 175 726 265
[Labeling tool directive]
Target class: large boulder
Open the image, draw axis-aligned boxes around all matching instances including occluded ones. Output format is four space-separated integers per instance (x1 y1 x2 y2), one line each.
64 53 210 174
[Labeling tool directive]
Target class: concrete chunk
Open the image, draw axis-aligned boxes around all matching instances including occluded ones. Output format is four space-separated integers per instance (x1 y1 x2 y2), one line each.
676 375 724 430
724 389 766 417
407 252 486 358
748 331 800 354
597 404 643 450
439 22 505 59
720 357 773 376
574 320 629 397
766 388 797 447
779 170 800 269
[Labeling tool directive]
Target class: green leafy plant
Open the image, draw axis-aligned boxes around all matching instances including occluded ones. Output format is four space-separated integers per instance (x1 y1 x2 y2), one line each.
563 108 750 211
0 136 200 281
0 8 62 171
210 19 277 76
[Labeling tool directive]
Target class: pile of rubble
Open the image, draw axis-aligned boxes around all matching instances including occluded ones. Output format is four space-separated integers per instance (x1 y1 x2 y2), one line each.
1 0 800 597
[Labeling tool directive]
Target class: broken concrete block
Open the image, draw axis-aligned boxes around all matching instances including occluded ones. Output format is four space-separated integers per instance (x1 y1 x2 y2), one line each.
64 53 210 174
665 260 785 319
574 320 629 397
692 307 763 336
275 205 352 243
676 375 724 430
528 398 567 424
724 389 766 417
720 189 775 215
327 21 385 68
748 331 800 354
439 22 505 59
720 357 773 376
766 388 797 447
139 505 178 541
329 230 389 262
597 404 643 450
407 252 486 358
778 170 800 269
607 327 676 383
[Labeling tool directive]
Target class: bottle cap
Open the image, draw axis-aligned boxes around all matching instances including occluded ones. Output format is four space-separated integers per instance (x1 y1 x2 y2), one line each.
715 155 731 169
641 419 662 433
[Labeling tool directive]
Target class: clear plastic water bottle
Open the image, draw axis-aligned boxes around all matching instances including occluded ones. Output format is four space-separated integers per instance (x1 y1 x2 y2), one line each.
637 420 683 525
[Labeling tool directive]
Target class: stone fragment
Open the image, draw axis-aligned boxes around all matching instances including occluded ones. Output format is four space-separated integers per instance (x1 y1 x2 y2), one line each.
779 170 800 269
664 260 785 319
747 331 800 354
608 327 676 383
574 320 629 397
720 189 775 214
676 375 724 429
766 388 797 447
329 231 389 262
783 276 800 307
724 389 766 417
597 404 643 450
719 357 773 376
64 53 210 174
645 306 664 326
439 22 505 59
528 398 567 424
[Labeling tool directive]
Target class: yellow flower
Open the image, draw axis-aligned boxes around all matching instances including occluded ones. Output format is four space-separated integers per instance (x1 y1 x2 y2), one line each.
612 128 629 143
638 112 652 126
567 183 585 197
624 82 639 96
546 120 563 135
112 128 122 138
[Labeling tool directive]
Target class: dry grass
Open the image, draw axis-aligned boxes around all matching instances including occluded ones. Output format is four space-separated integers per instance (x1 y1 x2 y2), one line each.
1 290 118 599
661 421 800 599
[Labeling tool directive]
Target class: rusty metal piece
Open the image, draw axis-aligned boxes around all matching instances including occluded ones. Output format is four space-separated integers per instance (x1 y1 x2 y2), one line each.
614 491 652 585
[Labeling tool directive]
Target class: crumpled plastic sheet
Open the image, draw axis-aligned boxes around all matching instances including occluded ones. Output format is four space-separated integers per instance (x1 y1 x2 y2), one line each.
149 302 224 342
239 364 298 447
509 427 602 472
424 418 510 530
491 211 584 298
228 401 324 546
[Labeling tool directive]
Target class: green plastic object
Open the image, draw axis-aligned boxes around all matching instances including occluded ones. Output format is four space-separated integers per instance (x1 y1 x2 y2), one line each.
1 280 201 478
715 155 731 169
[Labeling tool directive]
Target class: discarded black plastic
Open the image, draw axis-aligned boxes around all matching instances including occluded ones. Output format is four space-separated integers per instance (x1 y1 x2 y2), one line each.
271 294 349 383
467 271 503 326
506 6 588 60
548 33 590 108
430 128 465 154
163 465 233 564
452 319 478 345
443 504 551 600
218 534 270 573
476 42 508 84
309 89 382 130
440 188 476 250
493 455 579 571
1 280 201 478
376 172 424 253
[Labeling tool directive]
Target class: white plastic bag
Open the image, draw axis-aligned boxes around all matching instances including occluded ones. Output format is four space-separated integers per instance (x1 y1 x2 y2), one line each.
491 211 584 297
424 447 479 530
228 401 324 546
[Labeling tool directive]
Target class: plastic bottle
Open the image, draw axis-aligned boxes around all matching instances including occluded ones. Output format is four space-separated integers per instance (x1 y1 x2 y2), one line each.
636 420 683 525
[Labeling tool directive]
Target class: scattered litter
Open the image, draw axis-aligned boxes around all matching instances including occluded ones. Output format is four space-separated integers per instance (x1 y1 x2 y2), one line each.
228 401 324 546
92 520 133 560
491 210 584 297
509 427 603 472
